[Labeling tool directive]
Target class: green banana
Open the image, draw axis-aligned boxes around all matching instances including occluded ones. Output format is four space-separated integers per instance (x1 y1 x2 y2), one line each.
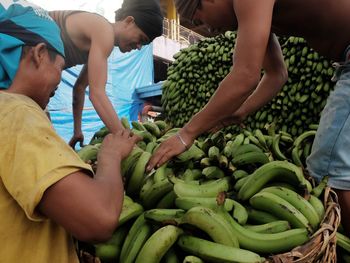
120 213 147 262
244 220 291 234
180 206 239 247
308 194 325 220
143 122 162 138
231 199 248 225
233 143 263 157
228 133 245 157
156 190 177 209
154 120 169 133
175 197 234 211
173 176 231 198
95 223 129 261
121 146 143 177
144 208 185 225
232 169 249 181
337 232 350 253
122 223 152 263
293 130 316 148
231 151 269 167
234 175 251 192
132 120 147 131
77 144 100 162
261 186 320 230
126 151 152 196
153 164 168 183
183 255 204 263
121 116 131 129
202 166 225 179
95 243 119 262
199 157 211 168
246 207 280 224
132 129 156 143
254 129 268 150
291 146 303 167
176 144 205 162
145 141 158 153
177 235 263 263
271 134 288 161
181 169 203 181
220 208 310 254
140 177 173 209
208 146 221 162
311 176 328 198
118 197 144 226
135 225 184 263
249 191 313 232
164 248 180 263
238 160 311 201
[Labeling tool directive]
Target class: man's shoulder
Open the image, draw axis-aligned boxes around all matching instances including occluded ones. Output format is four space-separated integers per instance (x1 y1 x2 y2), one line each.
0 92 43 118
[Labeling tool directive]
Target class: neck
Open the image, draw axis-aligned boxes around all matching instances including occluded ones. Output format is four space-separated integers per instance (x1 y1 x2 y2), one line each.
113 22 122 46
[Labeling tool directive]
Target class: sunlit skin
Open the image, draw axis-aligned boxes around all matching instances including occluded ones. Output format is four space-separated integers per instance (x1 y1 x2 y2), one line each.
52 12 149 148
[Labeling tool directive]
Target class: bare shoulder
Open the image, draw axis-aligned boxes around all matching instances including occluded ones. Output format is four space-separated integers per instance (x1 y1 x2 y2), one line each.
66 11 113 38
65 11 114 51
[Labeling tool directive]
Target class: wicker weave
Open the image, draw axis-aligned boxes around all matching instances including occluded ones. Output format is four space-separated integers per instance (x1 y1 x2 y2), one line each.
266 187 341 263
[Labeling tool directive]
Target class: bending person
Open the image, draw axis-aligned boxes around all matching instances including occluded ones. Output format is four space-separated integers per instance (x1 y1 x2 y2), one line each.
0 41 140 263
147 0 350 235
49 0 163 148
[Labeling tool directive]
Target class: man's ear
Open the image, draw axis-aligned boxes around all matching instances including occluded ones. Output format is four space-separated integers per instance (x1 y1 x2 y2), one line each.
123 15 135 25
32 43 48 67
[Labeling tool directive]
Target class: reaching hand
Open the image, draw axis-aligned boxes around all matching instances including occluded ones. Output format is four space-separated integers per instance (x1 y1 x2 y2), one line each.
69 132 84 149
147 132 193 171
98 130 141 162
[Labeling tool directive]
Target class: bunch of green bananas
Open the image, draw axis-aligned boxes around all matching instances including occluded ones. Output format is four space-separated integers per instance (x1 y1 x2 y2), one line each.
161 33 334 137
77 118 346 263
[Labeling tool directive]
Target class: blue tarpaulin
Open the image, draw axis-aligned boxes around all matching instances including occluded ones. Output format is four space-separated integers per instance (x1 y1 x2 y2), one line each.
49 44 154 145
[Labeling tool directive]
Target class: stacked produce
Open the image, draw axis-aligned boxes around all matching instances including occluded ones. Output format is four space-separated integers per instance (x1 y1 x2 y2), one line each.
76 119 346 263
161 34 335 136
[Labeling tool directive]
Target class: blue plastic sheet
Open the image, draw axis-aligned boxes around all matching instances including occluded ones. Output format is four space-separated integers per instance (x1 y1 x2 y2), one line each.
48 44 154 145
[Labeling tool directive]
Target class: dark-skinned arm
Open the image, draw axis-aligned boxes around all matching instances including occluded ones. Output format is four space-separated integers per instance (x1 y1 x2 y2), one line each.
84 14 123 133
219 33 288 127
38 130 140 243
147 0 276 170
69 64 88 148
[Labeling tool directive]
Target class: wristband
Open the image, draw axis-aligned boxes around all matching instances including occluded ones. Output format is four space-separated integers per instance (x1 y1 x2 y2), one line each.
176 132 189 150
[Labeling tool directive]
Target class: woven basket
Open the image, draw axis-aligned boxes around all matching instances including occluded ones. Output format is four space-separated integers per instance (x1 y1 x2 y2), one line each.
266 187 341 263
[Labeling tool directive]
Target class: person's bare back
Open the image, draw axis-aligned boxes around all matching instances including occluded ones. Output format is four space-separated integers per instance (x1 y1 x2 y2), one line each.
272 0 350 60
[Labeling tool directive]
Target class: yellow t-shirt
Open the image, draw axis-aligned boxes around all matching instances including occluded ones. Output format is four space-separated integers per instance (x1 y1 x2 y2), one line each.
0 92 93 263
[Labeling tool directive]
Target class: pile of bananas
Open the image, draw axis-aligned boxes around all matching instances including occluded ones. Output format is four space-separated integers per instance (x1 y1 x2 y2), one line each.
77 119 349 263
161 34 335 136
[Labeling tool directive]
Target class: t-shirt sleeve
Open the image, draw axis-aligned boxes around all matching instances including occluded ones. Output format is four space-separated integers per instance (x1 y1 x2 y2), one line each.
1 104 94 221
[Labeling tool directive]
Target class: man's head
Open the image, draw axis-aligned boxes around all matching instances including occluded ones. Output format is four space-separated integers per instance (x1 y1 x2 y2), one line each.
174 0 236 34
114 0 163 52
9 43 65 109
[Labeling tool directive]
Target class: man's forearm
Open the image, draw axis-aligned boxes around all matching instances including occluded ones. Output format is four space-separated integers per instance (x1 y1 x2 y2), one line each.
90 90 123 133
183 71 258 139
236 72 287 118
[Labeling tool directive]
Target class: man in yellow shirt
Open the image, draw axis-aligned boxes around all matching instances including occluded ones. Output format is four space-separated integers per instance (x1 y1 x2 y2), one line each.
0 43 139 263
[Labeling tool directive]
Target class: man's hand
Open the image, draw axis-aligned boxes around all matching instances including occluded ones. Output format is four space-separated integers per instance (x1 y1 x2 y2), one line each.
69 132 84 149
147 131 193 171
98 130 141 163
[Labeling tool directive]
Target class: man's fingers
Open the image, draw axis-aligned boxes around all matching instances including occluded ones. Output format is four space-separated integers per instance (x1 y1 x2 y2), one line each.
147 145 168 171
157 151 173 168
